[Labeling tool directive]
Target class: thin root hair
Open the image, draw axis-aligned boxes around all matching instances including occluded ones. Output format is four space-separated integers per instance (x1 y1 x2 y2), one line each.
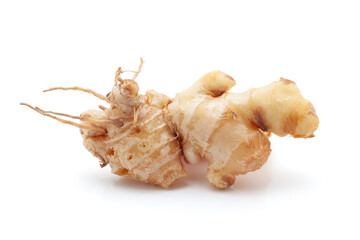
115 57 144 84
20 102 96 131
43 86 110 103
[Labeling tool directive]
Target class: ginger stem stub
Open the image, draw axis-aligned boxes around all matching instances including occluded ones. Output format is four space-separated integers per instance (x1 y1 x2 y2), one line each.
21 61 319 189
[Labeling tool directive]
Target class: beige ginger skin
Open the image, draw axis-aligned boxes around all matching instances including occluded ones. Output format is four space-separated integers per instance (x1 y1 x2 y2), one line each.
168 71 319 189
21 60 319 189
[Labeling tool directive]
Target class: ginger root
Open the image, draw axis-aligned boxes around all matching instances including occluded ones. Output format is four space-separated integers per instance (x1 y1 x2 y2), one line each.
168 72 319 189
21 60 319 189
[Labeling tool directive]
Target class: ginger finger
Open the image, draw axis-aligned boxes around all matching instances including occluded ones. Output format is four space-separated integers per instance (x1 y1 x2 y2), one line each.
228 78 319 138
168 71 319 189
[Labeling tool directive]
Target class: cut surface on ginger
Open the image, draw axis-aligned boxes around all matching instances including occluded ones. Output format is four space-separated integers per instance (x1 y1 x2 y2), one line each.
21 59 319 189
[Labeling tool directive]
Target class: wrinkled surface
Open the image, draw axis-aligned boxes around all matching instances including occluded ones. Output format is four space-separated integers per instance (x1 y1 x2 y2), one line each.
82 90 187 188
168 72 319 189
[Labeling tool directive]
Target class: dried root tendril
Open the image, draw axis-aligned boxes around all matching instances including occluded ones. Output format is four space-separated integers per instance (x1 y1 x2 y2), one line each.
43 86 110 103
20 103 94 131
115 57 144 84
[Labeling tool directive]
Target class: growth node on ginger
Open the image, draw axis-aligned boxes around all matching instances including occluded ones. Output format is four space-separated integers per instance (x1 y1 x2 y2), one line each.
21 60 319 190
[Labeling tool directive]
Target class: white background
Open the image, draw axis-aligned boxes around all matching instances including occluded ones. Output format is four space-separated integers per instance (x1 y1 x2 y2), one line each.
1 0 359 239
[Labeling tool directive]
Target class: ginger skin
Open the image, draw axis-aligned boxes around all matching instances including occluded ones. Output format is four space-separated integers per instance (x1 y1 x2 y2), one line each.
168 72 319 189
21 61 319 189
80 64 187 188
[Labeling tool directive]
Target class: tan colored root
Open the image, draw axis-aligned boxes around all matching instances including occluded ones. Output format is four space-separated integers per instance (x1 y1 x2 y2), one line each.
98 105 107 111
115 57 144 83
132 57 144 81
39 109 83 120
43 87 110 103
114 67 125 84
20 103 98 132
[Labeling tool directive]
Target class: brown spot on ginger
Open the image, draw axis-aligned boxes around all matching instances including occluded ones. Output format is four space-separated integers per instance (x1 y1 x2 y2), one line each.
221 174 236 187
209 89 225 97
283 111 299 134
252 108 269 132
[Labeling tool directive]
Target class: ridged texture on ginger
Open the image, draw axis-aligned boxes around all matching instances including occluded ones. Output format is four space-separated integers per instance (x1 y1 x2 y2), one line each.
168 72 319 189
82 89 187 188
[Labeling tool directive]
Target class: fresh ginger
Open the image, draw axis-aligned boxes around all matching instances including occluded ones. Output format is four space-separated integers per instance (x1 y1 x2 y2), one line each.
21 59 319 189
168 71 319 189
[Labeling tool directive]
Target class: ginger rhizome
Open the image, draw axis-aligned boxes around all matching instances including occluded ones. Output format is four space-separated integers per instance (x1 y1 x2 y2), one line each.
168 72 318 189
21 60 319 189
